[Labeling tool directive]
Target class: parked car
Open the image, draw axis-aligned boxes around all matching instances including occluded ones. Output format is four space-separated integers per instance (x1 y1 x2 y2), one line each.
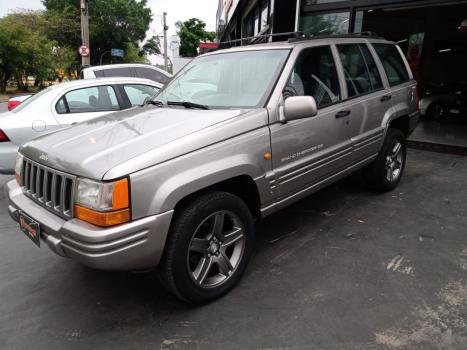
0 77 161 174
8 95 32 111
419 82 467 119
80 63 172 85
7 34 419 304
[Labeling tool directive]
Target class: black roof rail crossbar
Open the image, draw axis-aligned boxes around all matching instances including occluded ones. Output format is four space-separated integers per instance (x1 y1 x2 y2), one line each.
219 31 305 46
288 31 382 43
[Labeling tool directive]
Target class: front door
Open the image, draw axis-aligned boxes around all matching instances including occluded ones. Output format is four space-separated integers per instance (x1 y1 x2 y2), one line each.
270 45 353 202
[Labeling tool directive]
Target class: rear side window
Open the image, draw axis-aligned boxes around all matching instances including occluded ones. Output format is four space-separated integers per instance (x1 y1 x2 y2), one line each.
135 68 171 84
284 46 341 108
94 70 105 78
101 67 133 78
373 44 410 86
337 44 383 98
123 84 160 106
56 86 120 114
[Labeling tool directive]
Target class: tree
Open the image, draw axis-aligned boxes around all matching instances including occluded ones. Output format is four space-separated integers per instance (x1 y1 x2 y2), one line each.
122 42 149 64
42 0 153 65
0 12 78 91
176 18 215 57
142 36 161 56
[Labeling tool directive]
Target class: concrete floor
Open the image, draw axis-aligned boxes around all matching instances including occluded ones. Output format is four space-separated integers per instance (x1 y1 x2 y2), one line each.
410 115 467 148
1 149 467 350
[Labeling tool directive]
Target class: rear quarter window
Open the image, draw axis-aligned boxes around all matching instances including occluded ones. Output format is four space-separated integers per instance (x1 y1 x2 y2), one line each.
135 67 171 84
372 44 410 87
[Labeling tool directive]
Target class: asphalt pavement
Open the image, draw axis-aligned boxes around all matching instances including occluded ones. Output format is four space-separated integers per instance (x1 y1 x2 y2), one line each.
1 150 466 350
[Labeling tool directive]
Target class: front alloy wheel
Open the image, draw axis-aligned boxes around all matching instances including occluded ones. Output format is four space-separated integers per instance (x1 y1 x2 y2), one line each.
188 211 245 288
158 191 254 304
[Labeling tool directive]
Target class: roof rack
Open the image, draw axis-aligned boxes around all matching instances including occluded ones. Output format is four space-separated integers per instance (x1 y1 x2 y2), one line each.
288 31 382 43
219 31 305 47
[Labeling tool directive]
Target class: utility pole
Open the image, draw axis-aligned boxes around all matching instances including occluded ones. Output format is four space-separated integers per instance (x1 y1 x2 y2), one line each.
80 0 90 67
163 12 169 72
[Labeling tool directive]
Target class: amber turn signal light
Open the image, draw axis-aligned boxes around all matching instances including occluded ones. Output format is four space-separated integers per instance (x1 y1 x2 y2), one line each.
74 205 130 227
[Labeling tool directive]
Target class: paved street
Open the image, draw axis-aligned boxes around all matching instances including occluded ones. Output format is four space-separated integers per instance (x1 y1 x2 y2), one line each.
1 149 466 350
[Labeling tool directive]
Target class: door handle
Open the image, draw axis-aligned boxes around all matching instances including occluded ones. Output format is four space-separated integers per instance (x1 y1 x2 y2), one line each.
380 95 392 102
335 110 351 118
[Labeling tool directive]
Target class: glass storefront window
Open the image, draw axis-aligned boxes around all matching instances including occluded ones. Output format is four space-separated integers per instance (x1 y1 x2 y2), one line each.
300 12 350 35
260 0 269 32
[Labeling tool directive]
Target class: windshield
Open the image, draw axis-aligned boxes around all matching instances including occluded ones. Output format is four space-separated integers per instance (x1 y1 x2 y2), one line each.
156 49 290 109
11 87 53 113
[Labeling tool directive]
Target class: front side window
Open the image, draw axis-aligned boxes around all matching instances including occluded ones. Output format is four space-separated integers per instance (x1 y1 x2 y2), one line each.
56 86 120 114
337 44 383 97
157 49 289 109
124 84 160 106
283 46 341 108
373 44 410 86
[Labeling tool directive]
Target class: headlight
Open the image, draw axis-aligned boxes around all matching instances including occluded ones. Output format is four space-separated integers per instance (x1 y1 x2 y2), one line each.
15 153 24 185
74 177 130 227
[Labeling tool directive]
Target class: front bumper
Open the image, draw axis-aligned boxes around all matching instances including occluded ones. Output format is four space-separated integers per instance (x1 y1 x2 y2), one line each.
7 180 174 271
408 110 420 136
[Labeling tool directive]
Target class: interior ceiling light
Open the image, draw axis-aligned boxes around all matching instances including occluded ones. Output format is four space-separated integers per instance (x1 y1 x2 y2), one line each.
459 18 467 32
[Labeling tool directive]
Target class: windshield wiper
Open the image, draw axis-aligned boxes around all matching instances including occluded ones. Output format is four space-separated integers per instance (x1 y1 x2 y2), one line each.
167 101 210 110
144 100 165 107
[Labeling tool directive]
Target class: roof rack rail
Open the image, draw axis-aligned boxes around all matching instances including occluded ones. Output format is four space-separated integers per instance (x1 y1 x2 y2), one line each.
219 31 305 47
288 31 382 43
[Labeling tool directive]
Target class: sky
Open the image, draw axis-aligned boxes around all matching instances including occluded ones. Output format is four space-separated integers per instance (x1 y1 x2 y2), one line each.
0 0 218 62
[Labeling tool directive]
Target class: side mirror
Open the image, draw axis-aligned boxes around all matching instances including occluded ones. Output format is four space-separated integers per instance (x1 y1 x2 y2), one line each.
283 96 318 122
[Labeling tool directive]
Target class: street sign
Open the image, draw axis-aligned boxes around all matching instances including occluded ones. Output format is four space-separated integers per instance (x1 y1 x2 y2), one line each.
79 45 90 57
111 48 125 58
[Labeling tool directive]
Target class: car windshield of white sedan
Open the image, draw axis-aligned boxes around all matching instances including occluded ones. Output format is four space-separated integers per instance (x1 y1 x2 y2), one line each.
156 49 290 109
10 87 54 113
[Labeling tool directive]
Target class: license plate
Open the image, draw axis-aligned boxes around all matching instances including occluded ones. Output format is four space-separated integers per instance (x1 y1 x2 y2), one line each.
450 109 460 114
19 212 41 247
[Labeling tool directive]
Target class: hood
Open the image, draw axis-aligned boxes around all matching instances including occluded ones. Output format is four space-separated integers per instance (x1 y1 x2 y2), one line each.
20 106 251 179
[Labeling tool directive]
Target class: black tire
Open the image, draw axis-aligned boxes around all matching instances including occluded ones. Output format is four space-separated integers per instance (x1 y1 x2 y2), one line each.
363 128 406 192
158 191 255 304
426 102 445 119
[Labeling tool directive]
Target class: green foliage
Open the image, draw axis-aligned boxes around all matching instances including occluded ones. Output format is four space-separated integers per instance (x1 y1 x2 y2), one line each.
142 36 161 56
42 0 153 65
0 11 80 92
122 43 149 64
176 18 215 57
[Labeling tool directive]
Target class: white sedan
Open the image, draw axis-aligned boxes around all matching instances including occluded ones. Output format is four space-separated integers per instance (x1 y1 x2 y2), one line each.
0 77 162 174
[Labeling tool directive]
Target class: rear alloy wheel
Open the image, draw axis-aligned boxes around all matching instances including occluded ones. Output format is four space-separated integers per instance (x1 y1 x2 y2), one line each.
363 128 406 192
158 191 254 304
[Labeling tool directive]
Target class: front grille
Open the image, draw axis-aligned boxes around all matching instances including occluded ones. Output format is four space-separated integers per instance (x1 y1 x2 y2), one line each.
22 158 76 219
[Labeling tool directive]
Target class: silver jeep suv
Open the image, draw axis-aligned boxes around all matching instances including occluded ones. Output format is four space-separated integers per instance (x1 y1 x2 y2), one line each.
7 34 419 303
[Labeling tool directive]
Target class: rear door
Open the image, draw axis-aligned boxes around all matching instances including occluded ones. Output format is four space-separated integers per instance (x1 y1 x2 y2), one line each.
335 42 391 164
372 43 417 121
269 45 353 201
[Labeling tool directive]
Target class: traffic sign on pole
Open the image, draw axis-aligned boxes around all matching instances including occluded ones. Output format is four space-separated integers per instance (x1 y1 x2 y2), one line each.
79 45 90 57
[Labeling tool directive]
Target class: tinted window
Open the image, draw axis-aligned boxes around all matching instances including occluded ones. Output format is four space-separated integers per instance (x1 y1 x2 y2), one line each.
124 84 160 106
135 68 170 84
94 70 105 78
102 67 133 77
56 97 67 114
337 44 383 97
58 86 120 114
284 46 341 108
373 44 410 86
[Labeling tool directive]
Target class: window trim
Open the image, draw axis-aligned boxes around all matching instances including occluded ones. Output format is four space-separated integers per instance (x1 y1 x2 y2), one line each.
55 85 122 115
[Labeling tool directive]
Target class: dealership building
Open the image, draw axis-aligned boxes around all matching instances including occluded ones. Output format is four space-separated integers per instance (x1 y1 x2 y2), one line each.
216 0 467 148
